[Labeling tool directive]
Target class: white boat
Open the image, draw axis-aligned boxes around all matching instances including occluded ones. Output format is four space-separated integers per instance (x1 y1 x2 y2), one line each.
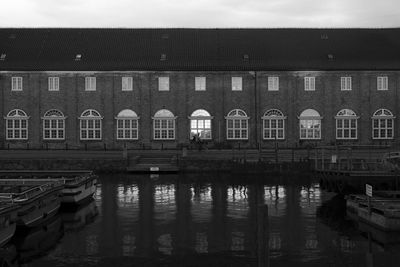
60 172 97 204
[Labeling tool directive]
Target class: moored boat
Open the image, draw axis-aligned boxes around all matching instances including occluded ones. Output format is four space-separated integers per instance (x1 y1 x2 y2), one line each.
0 180 64 228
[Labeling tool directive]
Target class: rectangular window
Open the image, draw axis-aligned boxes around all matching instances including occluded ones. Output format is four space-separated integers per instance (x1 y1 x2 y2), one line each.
304 77 315 91
158 77 169 91
85 77 96 91
377 76 388 91
122 77 133 91
11 77 23 91
341 77 352 91
195 77 206 91
48 77 59 91
268 76 279 91
231 77 242 91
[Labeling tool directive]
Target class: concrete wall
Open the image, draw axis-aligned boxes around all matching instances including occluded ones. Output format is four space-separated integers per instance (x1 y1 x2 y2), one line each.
0 70 399 149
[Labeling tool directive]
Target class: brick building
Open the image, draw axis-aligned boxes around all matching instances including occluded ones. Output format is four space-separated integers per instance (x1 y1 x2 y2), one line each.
0 28 400 149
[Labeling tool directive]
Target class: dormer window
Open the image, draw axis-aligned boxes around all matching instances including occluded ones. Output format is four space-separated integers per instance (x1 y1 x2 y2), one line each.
160 54 167 61
75 54 82 61
0 53 6 61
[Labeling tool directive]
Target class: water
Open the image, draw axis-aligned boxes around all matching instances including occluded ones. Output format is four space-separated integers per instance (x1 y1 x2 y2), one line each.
1 173 400 267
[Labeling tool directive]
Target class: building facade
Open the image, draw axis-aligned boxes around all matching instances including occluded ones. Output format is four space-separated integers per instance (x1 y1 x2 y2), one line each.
1 29 400 149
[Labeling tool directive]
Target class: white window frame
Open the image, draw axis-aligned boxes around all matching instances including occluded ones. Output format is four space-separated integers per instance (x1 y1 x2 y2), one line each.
122 76 133 91
268 76 279 91
299 109 322 140
304 77 315 91
42 109 66 140
340 76 352 91
335 109 358 140
189 109 213 140
377 76 388 91
152 109 176 140
85 77 96 91
158 77 170 91
11 77 23 91
262 109 286 140
225 109 249 140
195 76 206 91
231 77 242 91
79 109 102 140
48 77 60 91
115 109 139 140
5 109 29 140
372 109 394 139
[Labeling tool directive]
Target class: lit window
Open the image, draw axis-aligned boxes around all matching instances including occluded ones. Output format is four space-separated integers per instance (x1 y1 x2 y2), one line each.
195 77 206 91
116 109 139 140
304 77 315 91
42 109 65 140
11 77 23 91
5 109 29 140
153 109 175 140
335 109 358 139
341 77 352 91
85 77 96 91
189 109 212 139
158 77 169 91
48 77 59 91
372 109 394 139
79 109 102 140
231 77 242 91
226 109 248 140
122 77 133 91
268 76 279 91
299 109 321 139
262 109 285 140
377 76 388 91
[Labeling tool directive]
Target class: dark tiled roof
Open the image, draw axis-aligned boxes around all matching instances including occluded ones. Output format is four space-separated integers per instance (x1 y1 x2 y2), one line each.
1 28 400 71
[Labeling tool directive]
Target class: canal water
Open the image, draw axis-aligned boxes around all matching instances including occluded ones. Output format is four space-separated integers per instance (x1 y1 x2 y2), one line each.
1 173 400 267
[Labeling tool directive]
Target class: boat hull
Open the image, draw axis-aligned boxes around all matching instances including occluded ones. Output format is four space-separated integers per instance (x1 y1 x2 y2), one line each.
61 176 97 204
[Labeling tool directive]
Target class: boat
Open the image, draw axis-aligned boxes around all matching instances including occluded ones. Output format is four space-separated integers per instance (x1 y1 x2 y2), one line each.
60 199 98 231
0 180 64 227
346 192 400 231
0 203 18 247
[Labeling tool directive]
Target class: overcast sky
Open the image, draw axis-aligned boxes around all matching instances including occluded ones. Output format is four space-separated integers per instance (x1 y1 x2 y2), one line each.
2 0 400 28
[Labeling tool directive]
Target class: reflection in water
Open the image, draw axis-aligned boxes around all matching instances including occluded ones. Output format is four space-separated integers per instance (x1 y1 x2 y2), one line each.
3 173 400 266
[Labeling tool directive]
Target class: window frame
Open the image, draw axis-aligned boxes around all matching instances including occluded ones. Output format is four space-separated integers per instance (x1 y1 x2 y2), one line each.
262 109 286 140
42 109 66 140
335 109 358 140
79 109 102 140
189 109 213 140
85 77 96 91
299 109 322 140
5 109 29 140
377 76 388 91
304 77 315 91
158 77 170 91
231 77 242 91
268 76 279 91
48 77 60 91
340 76 352 91
225 109 249 140
372 109 394 139
115 109 139 140
152 109 176 140
121 76 133 91
11 77 23 91
195 76 206 91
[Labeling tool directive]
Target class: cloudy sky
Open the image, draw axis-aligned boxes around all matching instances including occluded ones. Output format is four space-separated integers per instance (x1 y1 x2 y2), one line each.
2 0 400 28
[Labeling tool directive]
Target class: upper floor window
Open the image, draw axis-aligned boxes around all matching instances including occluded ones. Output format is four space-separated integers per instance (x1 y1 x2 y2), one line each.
231 77 242 91
116 109 139 140
122 77 133 91
153 109 176 140
268 76 279 91
5 109 29 140
226 109 248 140
158 77 169 91
341 76 352 91
189 109 212 139
42 109 65 140
372 109 394 139
85 77 96 91
335 109 358 140
79 109 102 140
48 77 59 91
299 109 321 140
304 77 315 91
377 76 388 91
11 77 23 91
195 77 206 91
262 109 286 140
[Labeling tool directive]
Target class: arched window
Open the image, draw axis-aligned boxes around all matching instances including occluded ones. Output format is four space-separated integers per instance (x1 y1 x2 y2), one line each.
42 109 66 140
189 109 212 139
79 109 102 140
152 109 176 140
225 109 249 140
115 109 139 140
262 109 286 140
372 109 394 139
5 109 29 140
299 109 321 139
335 109 358 139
